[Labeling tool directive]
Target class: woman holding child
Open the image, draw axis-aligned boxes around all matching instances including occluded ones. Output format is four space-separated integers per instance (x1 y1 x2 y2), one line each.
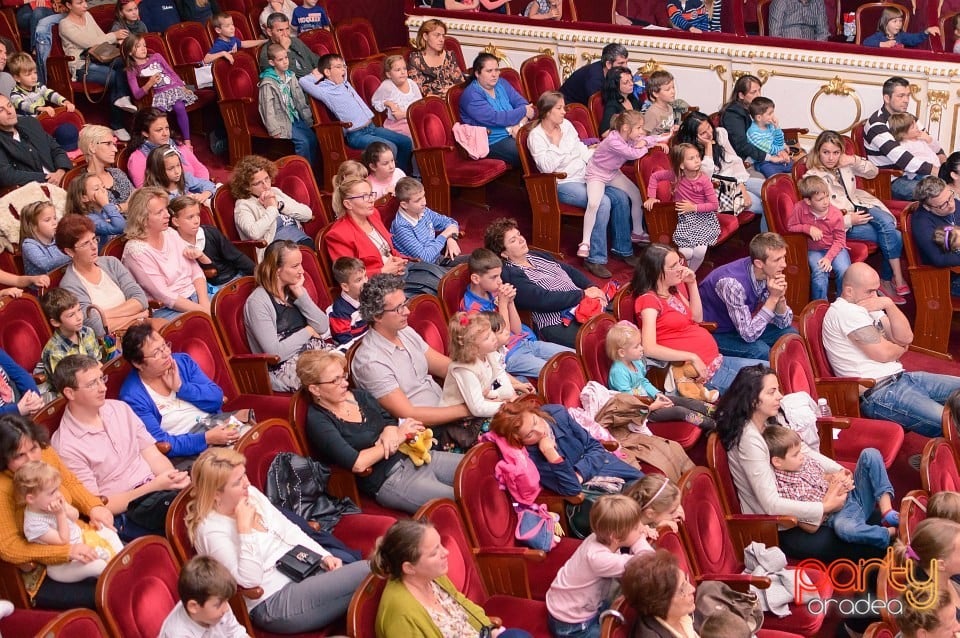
297 350 460 515
186 447 370 634
78 125 134 212
715 364 889 563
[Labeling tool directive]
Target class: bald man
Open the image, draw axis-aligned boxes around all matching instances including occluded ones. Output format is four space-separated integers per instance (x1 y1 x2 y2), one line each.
822 262 960 436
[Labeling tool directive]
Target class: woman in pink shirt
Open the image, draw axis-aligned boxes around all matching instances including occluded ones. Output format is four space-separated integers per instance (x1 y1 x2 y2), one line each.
121 187 210 320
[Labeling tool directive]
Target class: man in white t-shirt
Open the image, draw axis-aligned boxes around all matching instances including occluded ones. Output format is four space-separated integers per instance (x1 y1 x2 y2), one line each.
822 262 960 437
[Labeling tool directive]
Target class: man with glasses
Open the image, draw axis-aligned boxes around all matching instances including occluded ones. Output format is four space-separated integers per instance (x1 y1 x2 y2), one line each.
118 324 247 461
351 274 471 428
50 354 190 540
911 176 960 296
0 94 73 188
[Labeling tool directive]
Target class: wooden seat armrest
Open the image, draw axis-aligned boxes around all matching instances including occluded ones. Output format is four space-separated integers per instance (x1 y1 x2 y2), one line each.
308 521 320 531
474 547 541 598
699 322 718 332
16 562 37 572
815 416 850 458
156 442 171 455
488 616 503 628
726 514 795 555
147 299 164 310
601 440 619 452
908 344 955 361
239 586 264 599
32 373 47 385
697 573 772 592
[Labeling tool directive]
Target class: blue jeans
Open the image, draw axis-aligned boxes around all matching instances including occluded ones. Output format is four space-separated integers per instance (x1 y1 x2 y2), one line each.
744 176 768 232
557 182 632 264
808 247 851 300
152 292 198 321
846 208 902 281
77 58 131 130
548 612 601 638
487 135 520 168
707 355 768 394
891 175 921 201
290 118 319 165
952 273 960 297
16 5 54 49
860 371 960 437
344 123 412 173
829 448 894 549
712 324 797 359
34 12 66 86
754 160 793 178
505 338 574 379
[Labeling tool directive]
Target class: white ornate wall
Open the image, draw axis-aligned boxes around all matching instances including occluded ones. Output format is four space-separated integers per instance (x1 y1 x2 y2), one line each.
408 14 960 150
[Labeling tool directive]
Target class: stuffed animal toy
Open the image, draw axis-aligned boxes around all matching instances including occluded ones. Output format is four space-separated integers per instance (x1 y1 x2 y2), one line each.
399 429 435 466
670 361 719 404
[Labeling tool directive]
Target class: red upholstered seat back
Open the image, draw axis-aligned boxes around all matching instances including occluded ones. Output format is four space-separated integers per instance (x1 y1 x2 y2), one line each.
706 432 744 515
565 103 598 140
276 156 332 239
211 186 241 241
770 333 819 399
447 85 464 123
600 596 636 638
588 92 603 132
299 28 339 57
0 296 51 375
40 608 109 637
349 57 386 110
797 300 833 376
407 294 448 356
761 173 798 234
34 397 66 438
455 443 519 548
288 389 313 448
921 438 960 493
444 36 467 73
656 529 695 581
166 22 212 67
161 312 240 400
102 356 131 401
409 96 455 148
165 488 195 565
538 351 587 409
418 500 489 603
236 419 304 491
576 313 616 385
97 537 180 638
500 68 526 100
612 284 635 323
516 126 540 178
900 490 928 544
212 51 265 136
347 573 387 638
211 276 258 357
335 17 380 63
678 467 741 575
101 236 127 261
39 109 85 139
438 263 469 319
299 247 333 311
900 204 924 268
375 196 400 231
520 55 560 101
638 151 673 201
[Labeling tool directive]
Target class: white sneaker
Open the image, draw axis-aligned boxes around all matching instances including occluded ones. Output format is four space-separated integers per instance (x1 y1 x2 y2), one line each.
0 599 13 619
113 96 137 113
113 128 131 142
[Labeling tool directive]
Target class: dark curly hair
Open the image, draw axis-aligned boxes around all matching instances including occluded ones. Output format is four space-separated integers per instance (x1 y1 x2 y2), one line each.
483 217 519 257
714 364 777 451
358 273 405 325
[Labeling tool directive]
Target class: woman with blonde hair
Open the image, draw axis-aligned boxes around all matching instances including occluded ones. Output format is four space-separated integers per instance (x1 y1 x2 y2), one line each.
243 240 329 392
406 19 464 98
231 155 314 258
297 350 459 514
325 176 406 277
186 448 370 634
121 186 209 319
891 518 960 613
77 125 134 212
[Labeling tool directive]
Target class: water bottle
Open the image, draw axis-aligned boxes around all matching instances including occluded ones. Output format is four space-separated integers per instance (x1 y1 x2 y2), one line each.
633 73 646 101
843 12 856 42
817 398 833 418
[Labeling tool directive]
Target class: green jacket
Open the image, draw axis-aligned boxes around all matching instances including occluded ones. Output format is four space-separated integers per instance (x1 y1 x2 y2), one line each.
375 575 491 638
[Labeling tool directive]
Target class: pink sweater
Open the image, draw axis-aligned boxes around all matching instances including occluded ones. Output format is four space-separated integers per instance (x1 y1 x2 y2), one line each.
127 143 210 188
121 228 204 308
584 130 658 182
786 200 847 261
647 170 719 212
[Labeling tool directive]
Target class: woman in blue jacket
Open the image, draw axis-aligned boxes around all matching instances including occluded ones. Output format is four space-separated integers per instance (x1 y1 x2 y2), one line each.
459 52 535 168
489 395 642 496
0 349 42 416
118 323 242 460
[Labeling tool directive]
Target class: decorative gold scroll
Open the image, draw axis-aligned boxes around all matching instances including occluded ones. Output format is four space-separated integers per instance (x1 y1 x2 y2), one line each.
809 76 862 134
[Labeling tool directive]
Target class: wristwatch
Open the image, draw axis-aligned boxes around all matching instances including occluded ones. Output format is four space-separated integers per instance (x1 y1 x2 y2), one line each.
277 200 285 212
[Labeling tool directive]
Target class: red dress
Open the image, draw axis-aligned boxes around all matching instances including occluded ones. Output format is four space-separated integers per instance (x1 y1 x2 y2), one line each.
635 289 722 379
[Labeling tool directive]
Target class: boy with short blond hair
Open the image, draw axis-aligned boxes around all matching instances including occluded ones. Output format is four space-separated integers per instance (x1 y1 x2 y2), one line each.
461 248 571 379
328 256 368 345
763 424 897 547
39 288 104 378
158 555 248 637
8 51 74 117
390 177 461 265
786 175 850 300
746 96 793 177
204 13 265 64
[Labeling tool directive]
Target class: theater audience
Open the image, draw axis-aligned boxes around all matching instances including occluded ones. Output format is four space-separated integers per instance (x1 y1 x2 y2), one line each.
371 55 421 139
720 74 769 170
244 240 329 393
459 52 534 168
559 43 628 107
406 19 465 99
186 448 370 634
257 12 318 78
298 350 460 514
863 6 939 48
0 94 72 188
169 195 254 287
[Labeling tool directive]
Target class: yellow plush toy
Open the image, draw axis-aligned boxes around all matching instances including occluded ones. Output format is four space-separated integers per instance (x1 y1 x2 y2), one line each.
399 429 435 466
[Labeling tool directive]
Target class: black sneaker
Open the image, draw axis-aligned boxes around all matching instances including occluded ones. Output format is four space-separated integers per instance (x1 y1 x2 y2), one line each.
584 261 612 279
615 253 642 268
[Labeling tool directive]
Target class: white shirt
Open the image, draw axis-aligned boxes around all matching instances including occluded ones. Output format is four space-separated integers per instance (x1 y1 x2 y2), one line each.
79 267 128 311
158 601 250 638
527 119 594 185
822 296 903 381
143 383 208 436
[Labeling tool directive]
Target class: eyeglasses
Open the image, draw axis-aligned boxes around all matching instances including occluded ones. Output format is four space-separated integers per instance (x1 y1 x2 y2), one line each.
73 238 97 251
383 300 409 314
145 341 173 360
95 140 117 147
345 192 375 202
928 191 956 211
79 375 108 390
315 374 348 386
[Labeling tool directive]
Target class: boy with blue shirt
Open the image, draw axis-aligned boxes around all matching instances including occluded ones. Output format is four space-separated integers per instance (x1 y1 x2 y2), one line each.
204 13 266 64
291 0 330 34
327 257 369 346
390 177 462 265
745 96 793 178
461 248 572 379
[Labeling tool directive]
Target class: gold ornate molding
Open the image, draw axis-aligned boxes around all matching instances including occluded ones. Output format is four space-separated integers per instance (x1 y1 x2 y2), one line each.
483 43 510 65
928 89 950 123
538 47 555 58
732 69 776 85
709 64 728 101
558 53 577 81
638 59 664 76
581 52 600 63
809 76 861 133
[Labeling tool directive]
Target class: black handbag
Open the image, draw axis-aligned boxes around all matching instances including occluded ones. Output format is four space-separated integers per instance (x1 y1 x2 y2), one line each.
276 544 323 582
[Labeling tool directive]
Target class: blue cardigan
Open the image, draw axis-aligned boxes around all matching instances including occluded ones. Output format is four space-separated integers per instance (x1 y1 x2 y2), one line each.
862 31 929 48
526 404 643 496
0 349 38 415
118 353 224 457
459 78 529 146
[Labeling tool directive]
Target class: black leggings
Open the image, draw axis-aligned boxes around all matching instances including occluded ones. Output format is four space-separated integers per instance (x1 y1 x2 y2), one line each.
33 576 97 610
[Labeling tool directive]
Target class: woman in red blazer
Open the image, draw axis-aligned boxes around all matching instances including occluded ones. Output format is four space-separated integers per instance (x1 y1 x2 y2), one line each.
326 176 408 276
